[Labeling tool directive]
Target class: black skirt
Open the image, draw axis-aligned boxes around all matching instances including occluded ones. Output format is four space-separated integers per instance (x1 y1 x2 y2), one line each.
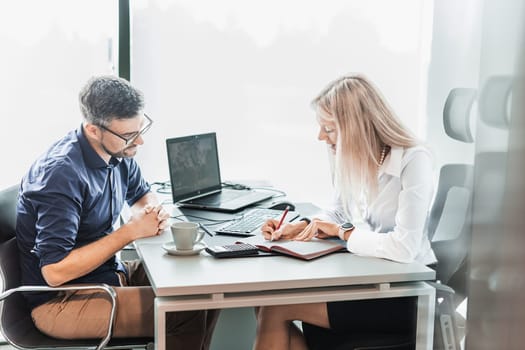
302 297 417 350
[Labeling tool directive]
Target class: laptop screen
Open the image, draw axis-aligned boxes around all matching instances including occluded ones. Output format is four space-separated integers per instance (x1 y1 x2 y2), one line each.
166 132 222 203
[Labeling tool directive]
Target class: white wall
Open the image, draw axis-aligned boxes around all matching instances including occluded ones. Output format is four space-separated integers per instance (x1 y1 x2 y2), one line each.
130 0 434 207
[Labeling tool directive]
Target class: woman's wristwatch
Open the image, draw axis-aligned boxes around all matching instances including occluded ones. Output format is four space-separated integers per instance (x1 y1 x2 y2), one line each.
338 222 355 240
299 217 311 225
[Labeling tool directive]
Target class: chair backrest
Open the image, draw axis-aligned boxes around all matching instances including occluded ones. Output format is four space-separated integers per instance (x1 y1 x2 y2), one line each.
0 185 20 297
429 88 477 292
0 184 37 346
442 88 476 144
0 185 18 244
428 88 478 350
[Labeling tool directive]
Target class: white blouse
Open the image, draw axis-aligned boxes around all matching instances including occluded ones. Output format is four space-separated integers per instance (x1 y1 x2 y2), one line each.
316 146 437 265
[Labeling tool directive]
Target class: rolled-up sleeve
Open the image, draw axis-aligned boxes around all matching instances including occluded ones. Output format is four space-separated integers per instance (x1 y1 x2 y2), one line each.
29 165 84 267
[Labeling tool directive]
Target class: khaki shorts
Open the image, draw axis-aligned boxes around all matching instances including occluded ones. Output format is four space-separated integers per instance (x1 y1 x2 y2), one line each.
32 260 219 348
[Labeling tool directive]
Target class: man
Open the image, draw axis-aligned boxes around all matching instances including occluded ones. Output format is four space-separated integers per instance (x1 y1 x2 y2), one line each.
16 75 218 348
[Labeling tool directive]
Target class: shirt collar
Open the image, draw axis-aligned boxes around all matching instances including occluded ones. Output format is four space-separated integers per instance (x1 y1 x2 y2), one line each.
378 146 403 177
76 125 121 169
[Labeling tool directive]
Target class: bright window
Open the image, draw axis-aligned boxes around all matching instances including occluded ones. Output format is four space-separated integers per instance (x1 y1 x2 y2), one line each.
131 0 433 206
0 0 118 188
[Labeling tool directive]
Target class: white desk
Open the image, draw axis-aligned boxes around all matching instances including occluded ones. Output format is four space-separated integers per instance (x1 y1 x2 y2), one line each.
135 239 435 350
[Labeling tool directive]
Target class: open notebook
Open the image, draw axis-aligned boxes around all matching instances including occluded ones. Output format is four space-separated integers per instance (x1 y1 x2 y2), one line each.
238 236 346 260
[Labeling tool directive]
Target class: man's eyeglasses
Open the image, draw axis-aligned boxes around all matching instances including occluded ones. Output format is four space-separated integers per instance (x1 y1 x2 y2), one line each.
98 113 153 145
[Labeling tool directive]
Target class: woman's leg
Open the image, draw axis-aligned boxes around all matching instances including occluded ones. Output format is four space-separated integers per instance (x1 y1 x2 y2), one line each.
253 302 329 350
303 298 418 350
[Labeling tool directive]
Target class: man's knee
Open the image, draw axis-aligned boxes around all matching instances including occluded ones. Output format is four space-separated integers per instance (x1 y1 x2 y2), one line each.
166 310 207 335
166 310 218 350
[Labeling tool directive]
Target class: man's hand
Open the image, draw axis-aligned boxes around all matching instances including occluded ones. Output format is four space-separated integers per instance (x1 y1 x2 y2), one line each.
144 203 170 233
127 204 163 240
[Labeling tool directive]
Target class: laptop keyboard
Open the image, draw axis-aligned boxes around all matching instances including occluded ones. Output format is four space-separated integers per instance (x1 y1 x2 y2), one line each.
216 208 296 235
191 190 246 205
215 190 246 200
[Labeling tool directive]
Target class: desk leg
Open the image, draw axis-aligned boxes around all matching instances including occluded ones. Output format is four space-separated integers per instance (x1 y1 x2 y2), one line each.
155 298 166 350
415 285 436 350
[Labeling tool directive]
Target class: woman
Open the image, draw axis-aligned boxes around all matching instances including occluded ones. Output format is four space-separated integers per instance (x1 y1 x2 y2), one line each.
254 75 436 350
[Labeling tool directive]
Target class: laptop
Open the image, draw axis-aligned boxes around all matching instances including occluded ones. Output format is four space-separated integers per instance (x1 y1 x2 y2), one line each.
166 132 273 212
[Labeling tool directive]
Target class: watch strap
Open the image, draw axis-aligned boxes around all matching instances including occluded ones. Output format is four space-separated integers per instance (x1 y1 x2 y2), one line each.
299 217 311 224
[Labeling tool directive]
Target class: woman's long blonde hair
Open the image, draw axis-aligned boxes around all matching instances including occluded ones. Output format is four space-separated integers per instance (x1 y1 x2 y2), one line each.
312 74 417 217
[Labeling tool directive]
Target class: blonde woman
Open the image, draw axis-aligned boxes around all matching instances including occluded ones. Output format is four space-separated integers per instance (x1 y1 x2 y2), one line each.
254 75 437 350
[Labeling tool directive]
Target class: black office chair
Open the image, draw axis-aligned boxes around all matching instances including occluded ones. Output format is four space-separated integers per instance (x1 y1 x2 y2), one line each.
427 87 477 350
0 184 153 350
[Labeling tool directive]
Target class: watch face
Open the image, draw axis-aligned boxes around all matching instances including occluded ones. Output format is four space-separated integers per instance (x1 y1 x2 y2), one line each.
341 222 354 230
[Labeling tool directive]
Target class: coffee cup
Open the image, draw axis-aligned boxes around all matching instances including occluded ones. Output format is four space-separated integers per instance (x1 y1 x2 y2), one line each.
170 222 204 250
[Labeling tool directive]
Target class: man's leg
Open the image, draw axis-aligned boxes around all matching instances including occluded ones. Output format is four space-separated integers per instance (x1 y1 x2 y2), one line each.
165 310 207 349
253 303 329 350
202 309 221 350
31 284 151 339
32 289 115 339
32 260 219 349
31 286 207 341
164 309 220 350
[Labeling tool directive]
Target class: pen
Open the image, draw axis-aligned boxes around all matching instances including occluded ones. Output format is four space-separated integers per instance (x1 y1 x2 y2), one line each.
271 206 290 241
275 205 290 230
200 223 214 237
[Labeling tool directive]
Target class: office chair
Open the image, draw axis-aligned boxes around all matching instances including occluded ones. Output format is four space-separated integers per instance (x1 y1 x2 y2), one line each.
463 75 515 350
427 87 477 350
0 184 153 350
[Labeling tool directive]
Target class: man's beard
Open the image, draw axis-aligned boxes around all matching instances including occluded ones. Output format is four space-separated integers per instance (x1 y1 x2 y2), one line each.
102 143 137 159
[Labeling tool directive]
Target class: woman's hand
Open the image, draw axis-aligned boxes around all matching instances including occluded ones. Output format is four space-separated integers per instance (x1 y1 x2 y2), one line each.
261 219 307 241
294 219 339 241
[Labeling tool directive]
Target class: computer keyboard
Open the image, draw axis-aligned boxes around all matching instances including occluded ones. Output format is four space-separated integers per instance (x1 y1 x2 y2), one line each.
215 208 299 236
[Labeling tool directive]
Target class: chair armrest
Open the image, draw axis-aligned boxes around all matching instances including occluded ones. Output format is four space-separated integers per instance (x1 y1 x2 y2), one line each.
427 280 456 296
0 283 117 350
426 282 462 349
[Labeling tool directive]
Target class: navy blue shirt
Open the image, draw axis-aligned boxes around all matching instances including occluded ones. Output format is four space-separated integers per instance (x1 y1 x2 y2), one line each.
16 126 150 309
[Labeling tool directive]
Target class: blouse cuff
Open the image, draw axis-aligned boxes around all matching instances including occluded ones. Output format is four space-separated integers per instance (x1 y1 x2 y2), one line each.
346 228 381 257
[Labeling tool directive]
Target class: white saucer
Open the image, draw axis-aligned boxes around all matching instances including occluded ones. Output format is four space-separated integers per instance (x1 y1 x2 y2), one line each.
162 242 207 256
